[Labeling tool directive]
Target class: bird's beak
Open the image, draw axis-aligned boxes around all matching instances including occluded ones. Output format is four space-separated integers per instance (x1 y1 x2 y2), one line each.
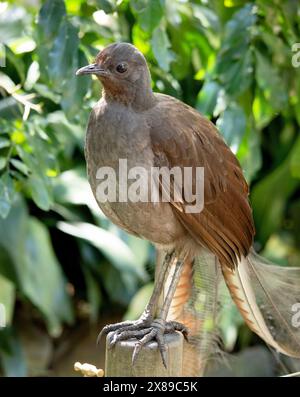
76 63 107 76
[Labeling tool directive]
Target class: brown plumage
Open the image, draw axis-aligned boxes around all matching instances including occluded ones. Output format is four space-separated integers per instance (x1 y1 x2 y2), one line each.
77 42 300 375
148 94 255 269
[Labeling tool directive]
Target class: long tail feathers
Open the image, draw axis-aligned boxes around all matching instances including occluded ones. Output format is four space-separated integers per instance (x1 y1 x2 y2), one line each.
167 249 224 376
164 247 300 376
222 249 300 358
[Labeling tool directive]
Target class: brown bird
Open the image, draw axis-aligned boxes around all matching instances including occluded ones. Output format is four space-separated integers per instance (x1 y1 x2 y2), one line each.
77 42 300 374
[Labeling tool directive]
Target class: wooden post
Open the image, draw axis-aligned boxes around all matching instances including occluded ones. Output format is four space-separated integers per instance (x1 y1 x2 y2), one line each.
105 331 183 376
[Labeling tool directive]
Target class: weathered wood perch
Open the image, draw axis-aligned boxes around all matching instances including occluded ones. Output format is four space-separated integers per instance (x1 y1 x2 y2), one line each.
105 331 183 376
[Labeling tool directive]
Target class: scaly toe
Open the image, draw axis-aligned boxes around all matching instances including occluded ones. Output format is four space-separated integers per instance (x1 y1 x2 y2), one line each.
109 328 151 348
165 320 189 341
132 328 158 365
97 320 135 344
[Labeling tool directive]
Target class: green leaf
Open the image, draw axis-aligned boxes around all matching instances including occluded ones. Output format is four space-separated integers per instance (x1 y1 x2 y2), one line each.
237 122 261 183
37 0 66 42
0 172 14 219
0 200 74 335
24 61 40 91
61 50 91 120
255 50 288 111
27 174 52 211
126 235 150 269
5 46 26 82
34 83 61 103
96 0 116 14
290 136 300 179
251 137 300 244
0 137 10 149
0 157 6 171
0 328 27 377
123 283 153 320
82 267 102 323
215 4 256 97
10 159 29 176
252 87 276 129
196 80 222 117
48 19 79 89
0 274 15 326
216 104 246 152
53 167 101 216
57 222 147 294
151 26 174 72
0 6 30 43
130 0 164 33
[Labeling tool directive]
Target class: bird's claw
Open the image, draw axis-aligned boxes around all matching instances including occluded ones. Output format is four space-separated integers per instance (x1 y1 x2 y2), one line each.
99 319 188 368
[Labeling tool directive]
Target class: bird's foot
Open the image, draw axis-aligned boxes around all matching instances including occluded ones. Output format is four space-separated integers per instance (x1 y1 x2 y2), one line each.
97 315 152 345
100 318 188 368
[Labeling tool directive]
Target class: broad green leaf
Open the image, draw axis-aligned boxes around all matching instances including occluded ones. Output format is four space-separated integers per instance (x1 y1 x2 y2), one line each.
251 137 300 244
0 137 10 149
96 0 116 14
290 136 300 179
216 104 246 153
237 127 262 183
0 274 15 326
196 81 221 117
48 19 79 89
0 157 6 171
9 37 36 55
252 88 276 130
215 4 256 97
123 283 153 320
192 5 220 32
34 83 61 104
10 159 29 176
0 97 22 119
57 222 147 294
57 221 146 278
0 200 74 335
0 172 14 218
61 49 91 120
53 167 101 216
0 5 30 44
82 267 102 323
126 234 150 269
151 26 174 72
0 72 17 93
27 174 52 211
255 50 288 111
5 46 26 82
24 61 40 91
100 263 134 305
0 328 27 377
130 0 165 33
37 0 66 42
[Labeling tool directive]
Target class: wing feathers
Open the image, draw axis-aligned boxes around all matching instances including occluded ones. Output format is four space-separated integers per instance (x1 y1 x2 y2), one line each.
149 94 255 269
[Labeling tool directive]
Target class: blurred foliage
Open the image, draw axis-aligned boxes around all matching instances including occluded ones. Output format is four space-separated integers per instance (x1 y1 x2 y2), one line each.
0 0 300 376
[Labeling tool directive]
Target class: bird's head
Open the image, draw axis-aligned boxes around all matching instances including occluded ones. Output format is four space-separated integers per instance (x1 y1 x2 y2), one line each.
76 42 154 108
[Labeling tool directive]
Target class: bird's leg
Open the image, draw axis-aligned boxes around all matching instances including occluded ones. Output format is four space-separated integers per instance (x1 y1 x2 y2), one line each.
97 251 175 344
131 258 188 367
107 256 188 368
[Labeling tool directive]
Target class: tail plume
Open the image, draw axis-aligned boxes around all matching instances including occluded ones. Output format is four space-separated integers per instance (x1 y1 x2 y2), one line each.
167 249 224 376
222 249 300 358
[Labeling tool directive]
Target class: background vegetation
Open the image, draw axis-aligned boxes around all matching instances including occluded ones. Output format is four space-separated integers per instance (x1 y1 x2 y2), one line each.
0 0 299 376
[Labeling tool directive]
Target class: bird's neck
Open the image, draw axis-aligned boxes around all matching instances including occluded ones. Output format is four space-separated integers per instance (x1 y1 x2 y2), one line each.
102 77 156 111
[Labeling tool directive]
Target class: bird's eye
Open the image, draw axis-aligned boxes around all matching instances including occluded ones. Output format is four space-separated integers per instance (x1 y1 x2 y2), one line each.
116 63 128 73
